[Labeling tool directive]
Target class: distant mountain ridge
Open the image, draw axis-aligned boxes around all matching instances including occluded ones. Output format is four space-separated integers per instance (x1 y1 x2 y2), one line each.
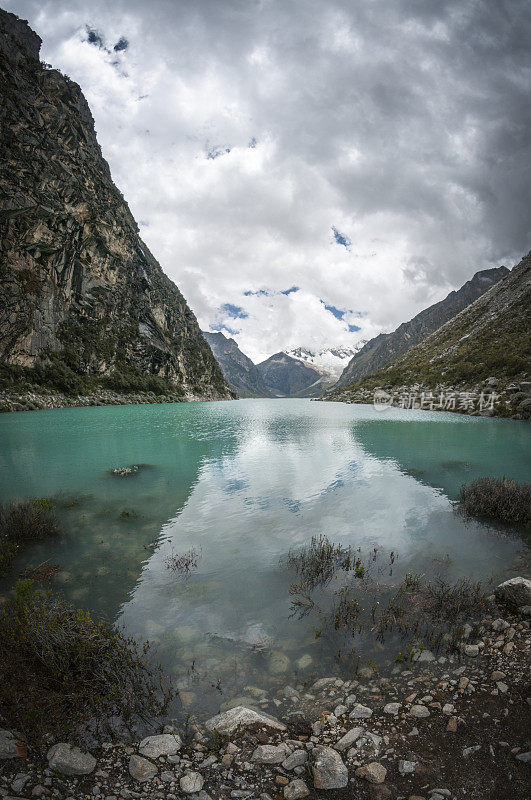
256 352 324 397
335 266 510 388
202 332 272 398
329 253 530 409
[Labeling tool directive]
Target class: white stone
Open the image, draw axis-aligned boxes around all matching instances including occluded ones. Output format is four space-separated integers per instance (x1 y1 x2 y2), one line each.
139 734 181 758
180 771 204 793
349 703 373 719
252 743 290 764
410 705 430 718
335 727 364 751
205 706 286 735
383 702 400 715
398 759 417 775
47 744 96 776
494 577 531 608
312 746 348 789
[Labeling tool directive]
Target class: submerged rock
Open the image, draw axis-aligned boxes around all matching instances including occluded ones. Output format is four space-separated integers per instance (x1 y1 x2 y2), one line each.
47 743 96 776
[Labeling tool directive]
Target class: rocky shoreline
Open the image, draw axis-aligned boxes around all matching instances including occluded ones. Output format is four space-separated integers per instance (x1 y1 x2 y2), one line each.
1 578 530 800
0 389 229 414
325 377 531 420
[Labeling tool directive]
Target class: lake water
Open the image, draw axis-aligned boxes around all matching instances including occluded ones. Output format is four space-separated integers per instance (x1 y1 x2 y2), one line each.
0 399 529 720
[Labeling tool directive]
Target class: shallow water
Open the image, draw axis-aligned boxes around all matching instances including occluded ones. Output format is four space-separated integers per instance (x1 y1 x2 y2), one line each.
0 399 529 718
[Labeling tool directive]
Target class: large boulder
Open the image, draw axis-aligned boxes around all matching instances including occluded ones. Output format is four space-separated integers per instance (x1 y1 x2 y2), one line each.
47 743 96 776
205 705 286 735
312 746 348 789
494 577 531 608
139 733 181 758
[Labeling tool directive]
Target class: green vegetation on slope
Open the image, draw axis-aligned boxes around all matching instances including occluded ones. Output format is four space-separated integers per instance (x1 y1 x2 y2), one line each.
331 254 530 396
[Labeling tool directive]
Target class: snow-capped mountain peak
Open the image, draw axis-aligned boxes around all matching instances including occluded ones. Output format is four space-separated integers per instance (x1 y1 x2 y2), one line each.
284 345 365 378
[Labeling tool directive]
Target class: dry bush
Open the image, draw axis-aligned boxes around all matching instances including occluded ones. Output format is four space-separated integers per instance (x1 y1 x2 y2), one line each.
458 477 530 525
0 498 59 571
0 581 174 744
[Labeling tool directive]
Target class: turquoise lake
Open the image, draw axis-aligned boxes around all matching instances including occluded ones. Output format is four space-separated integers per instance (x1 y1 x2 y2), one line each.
0 399 529 719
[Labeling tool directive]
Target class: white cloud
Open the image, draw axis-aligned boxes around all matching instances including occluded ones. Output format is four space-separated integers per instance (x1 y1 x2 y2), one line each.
5 0 530 362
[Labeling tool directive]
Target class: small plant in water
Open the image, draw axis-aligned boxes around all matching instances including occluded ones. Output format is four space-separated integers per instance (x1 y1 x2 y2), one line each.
165 547 202 577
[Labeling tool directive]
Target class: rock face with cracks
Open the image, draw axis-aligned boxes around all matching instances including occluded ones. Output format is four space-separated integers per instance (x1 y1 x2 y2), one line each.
0 9 231 400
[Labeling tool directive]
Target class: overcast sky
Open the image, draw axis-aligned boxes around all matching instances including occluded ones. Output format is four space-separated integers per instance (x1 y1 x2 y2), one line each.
6 0 531 362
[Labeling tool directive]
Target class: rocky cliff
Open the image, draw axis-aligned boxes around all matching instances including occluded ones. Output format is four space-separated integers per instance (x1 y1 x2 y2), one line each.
336 266 509 388
0 10 232 400
202 332 272 398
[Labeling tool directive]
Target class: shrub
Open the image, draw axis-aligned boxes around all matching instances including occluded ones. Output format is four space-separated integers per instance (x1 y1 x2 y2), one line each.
458 477 531 526
0 499 59 571
0 581 174 743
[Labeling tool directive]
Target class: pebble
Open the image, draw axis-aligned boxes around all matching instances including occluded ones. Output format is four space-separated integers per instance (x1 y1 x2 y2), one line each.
283 779 310 799
312 746 348 789
383 702 401 715
355 762 387 784
349 703 373 719
335 727 364 751
128 755 157 782
409 705 430 718
398 759 417 775
180 771 204 793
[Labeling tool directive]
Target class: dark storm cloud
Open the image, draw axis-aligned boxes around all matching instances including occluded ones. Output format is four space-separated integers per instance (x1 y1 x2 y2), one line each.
4 0 530 359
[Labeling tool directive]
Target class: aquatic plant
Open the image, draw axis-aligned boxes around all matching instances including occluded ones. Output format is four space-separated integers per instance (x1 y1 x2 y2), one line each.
0 498 59 571
284 540 490 672
165 547 202 576
0 581 174 744
458 477 531 526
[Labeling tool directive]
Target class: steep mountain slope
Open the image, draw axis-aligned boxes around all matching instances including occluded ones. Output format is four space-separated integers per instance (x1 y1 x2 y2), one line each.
335 266 509 388
329 253 530 410
257 352 323 397
202 331 272 398
0 10 231 400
